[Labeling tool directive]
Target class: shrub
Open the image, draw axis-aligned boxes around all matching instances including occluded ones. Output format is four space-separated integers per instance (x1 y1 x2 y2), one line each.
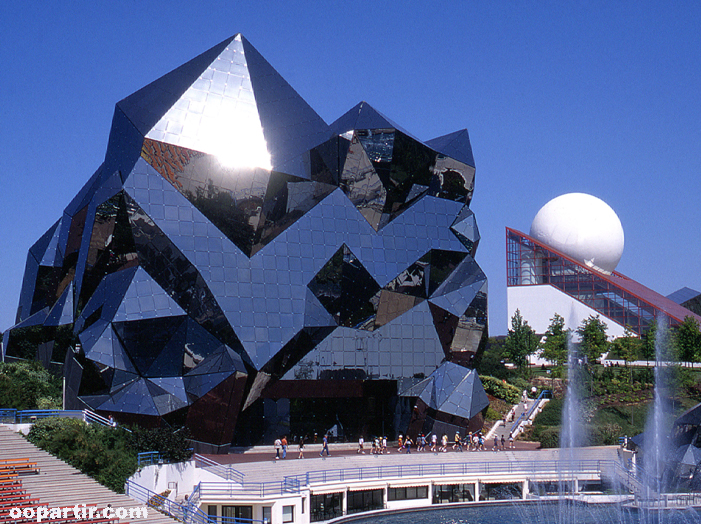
479 376 520 404
0 361 62 410
533 397 563 427
26 418 137 493
509 377 532 393
532 426 560 448
590 423 623 446
484 407 501 421
129 427 193 463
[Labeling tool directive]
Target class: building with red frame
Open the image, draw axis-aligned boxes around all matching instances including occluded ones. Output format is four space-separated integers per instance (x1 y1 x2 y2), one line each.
506 227 701 337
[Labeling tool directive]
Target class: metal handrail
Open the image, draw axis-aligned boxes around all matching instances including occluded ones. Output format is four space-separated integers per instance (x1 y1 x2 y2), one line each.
126 480 265 524
288 458 605 487
0 408 131 432
195 480 297 498
509 389 550 436
138 452 162 467
189 458 616 502
17 409 84 423
194 454 244 483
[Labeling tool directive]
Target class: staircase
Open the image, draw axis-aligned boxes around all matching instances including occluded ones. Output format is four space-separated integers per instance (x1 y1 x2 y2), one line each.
0 426 175 524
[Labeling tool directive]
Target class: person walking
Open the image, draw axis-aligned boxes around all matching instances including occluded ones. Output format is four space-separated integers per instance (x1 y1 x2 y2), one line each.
493 435 499 452
501 434 506 450
430 434 437 452
404 436 413 454
274 438 281 460
509 433 514 449
298 437 305 459
281 436 288 459
320 434 330 456
357 436 365 454
382 436 388 454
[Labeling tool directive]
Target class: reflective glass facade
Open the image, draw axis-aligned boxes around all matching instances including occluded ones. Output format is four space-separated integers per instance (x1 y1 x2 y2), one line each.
3 34 488 450
507 227 701 335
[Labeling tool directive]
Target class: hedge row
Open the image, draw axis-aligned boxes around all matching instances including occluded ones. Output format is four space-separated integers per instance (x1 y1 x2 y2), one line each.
479 375 521 404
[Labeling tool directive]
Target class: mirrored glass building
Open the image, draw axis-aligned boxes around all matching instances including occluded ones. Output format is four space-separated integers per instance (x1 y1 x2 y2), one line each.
2 34 488 451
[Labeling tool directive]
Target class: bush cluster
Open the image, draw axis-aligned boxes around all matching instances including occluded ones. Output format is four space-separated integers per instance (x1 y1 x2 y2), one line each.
26 418 136 493
0 361 62 410
25 418 193 493
479 375 521 404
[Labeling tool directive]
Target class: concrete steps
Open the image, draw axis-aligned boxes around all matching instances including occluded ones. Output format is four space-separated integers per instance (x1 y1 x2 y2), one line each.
0 426 176 524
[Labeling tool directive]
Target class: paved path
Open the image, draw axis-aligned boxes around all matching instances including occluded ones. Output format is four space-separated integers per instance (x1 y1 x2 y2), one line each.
202 444 618 483
487 398 541 447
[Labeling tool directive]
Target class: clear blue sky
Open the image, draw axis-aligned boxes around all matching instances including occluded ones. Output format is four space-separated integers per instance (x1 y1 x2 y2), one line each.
1 1 699 336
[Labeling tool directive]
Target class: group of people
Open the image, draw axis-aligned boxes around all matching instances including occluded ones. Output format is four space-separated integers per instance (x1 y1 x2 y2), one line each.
274 433 332 460
275 429 517 460
356 430 517 454
357 436 390 454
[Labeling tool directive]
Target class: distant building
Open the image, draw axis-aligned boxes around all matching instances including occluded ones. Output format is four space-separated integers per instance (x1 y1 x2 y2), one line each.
507 193 701 337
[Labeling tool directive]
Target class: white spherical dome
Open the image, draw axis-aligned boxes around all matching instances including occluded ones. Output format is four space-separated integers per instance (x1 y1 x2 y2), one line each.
529 193 624 274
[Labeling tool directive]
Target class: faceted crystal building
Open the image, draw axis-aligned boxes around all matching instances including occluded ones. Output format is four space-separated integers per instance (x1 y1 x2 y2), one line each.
3 34 488 451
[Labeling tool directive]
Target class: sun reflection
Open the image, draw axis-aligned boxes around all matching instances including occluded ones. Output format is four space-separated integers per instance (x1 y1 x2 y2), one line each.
198 101 273 170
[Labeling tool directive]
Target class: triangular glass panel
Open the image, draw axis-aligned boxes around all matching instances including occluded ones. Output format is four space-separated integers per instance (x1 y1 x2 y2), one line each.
340 135 386 230
307 244 380 328
44 282 74 327
114 267 186 322
113 316 187 376
425 129 475 168
241 36 330 172
304 288 337 328
118 36 234 137
450 207 480 255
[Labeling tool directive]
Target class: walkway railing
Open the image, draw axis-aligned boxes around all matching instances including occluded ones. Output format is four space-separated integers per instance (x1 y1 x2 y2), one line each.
0 408 132 432
289 458 605 487
138 449 194 467
187 458 614 504
126 480 264 524
194 454 244 483
509 390 550 436
195 480 301 498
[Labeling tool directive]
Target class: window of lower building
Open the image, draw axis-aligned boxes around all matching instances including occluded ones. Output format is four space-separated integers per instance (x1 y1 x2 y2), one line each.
347 489 383 515
221 506 252 520
282 505 294 523
262 506 271 524
433 484 474 504
481 482 522 500
207 505 217 518
388 486 428 501
310 493 343 522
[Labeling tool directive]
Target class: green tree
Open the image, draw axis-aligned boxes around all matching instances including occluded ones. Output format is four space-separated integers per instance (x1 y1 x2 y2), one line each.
540 313 569 369
503 309 539 374
640 318 657 365
577 315 609 363
475 337 511 380
0 360 62 409
674 316 701 365
610 326 641 383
